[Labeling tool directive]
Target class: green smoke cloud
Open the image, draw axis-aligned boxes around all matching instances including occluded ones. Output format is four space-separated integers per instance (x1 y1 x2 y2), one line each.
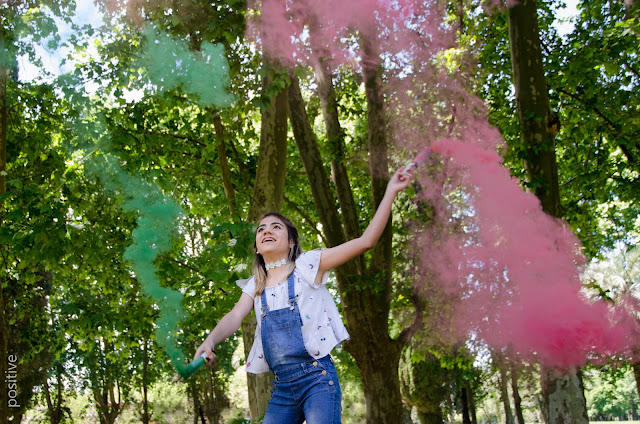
88 153 188 375
74 26 236 377
139 25 235 108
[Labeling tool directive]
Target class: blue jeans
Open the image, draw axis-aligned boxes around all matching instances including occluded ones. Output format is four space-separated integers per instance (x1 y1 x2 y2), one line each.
262 356 342 424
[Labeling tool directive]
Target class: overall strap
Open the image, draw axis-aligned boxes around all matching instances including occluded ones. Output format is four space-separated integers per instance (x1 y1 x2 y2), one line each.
260 284 269 317
286 269 296 309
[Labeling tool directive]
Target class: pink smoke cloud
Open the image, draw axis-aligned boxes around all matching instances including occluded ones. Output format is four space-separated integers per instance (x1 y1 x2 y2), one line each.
414 136 639 366
251 0 640 367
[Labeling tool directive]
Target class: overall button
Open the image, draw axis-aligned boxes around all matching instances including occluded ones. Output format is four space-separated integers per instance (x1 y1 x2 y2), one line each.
312 361 318 366
328 380 334 386
322 370 327 375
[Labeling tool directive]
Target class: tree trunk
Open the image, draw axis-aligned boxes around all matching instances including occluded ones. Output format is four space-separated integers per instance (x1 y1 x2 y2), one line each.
188 379 199 424
241 61 289 422
510 364 526 424
94 388 121 424
0 28 6 205
141 339 151 424
461 386 472 424
632 362 640 402
497 361 515 424
309 24 364 263
0 27 8 424
624 0 639 18
93 341 122 424
288 70 406 423
43 381 62 424
360 32 406 424
508 0 588 422
212 113 237 218
508 0 560 217
466 380 478 424
540 367 589 424
201 362 228 424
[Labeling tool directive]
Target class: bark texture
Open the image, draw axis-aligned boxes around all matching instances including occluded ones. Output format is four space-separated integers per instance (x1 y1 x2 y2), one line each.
241 65 289 422
508 0 588 422
540 367 589 424
508 0 560 217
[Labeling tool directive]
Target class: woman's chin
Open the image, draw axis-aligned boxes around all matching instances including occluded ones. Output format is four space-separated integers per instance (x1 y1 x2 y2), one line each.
259 246 286 258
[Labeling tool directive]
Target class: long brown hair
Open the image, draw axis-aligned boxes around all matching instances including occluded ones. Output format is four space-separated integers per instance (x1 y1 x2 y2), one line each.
252 212 303 297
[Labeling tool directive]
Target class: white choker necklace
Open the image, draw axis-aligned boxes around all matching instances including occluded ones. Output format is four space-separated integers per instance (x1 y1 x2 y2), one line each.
265 258 288 271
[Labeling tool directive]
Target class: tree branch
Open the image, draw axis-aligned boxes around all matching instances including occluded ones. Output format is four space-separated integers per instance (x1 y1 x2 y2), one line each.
283 194 327 245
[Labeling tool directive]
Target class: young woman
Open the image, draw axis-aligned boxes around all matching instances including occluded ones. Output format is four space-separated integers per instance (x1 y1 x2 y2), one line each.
194 167 414 423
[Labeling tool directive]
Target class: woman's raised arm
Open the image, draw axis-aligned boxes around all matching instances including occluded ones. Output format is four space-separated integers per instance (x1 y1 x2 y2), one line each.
315 167 414 285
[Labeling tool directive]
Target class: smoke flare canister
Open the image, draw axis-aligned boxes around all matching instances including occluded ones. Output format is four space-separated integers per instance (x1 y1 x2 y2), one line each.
403 146 431 172
182 352 208 378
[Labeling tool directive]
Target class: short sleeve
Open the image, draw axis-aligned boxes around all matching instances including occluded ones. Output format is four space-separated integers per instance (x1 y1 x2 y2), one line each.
237 276 256 299
295 250 330 288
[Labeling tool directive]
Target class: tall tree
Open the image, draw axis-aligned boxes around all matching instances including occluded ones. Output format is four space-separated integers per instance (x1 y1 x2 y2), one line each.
288 66 409 422
494 354 515 424
508 0 589 421
0 18 9 423
241 63 289 421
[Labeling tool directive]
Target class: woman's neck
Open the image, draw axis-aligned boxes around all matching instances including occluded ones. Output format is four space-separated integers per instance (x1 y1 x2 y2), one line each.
265 263 293 286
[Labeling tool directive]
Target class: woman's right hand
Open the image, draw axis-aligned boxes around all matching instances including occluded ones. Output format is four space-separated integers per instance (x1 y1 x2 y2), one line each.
194 340 216 365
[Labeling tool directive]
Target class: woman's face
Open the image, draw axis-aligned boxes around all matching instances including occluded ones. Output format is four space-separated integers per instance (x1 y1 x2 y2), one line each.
255 216 290 258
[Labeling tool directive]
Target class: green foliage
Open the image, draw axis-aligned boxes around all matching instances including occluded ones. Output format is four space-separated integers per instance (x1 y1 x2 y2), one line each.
467 0 640 258
399 345 453 419
584 365 640 421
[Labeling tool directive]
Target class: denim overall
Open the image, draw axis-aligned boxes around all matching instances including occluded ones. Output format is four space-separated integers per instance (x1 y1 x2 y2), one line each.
260 269 342 424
